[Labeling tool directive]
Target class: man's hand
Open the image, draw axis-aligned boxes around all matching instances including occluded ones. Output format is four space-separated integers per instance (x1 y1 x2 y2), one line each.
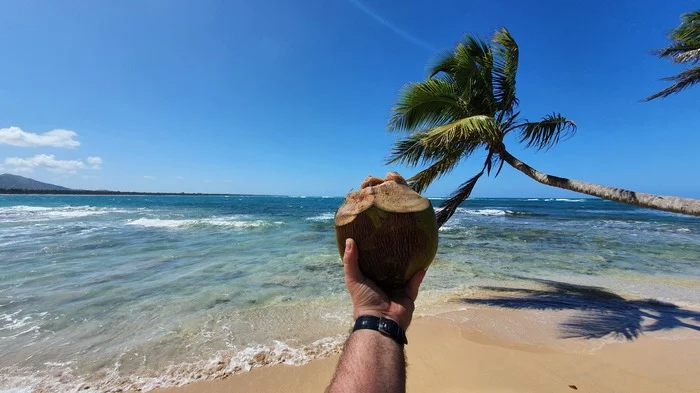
343 238 426 330
329 238 425 392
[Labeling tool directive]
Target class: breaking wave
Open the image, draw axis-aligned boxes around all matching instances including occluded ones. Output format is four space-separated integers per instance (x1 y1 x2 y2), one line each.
0 205 141 221
456 208 512 216
0 335 346 393
126 217 280 229
306 212 335 222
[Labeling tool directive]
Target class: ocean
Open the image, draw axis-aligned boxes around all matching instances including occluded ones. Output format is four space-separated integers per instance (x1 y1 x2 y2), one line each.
1 195 699 392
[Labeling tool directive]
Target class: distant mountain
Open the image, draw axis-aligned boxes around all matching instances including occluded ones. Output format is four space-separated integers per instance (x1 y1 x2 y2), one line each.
0 174 70 191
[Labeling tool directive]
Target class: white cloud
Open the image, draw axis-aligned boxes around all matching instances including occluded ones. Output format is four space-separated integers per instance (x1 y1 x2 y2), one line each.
10 166 34 173
87 156 103 169
143 175 155 179
175 176 184 180
3 154 103 174
0 126 80 148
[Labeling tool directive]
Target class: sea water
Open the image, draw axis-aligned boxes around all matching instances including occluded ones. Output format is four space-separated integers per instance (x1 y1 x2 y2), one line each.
1 195 699 392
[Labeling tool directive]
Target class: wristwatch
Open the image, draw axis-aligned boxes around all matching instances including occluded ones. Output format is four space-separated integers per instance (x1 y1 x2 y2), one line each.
353 315 408 345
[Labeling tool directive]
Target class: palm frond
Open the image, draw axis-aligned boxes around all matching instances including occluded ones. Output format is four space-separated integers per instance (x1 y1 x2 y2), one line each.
408 149 465 193
435 170 484 227
386 134 429 166
451 36 496 115
419 115 499 151
492 27 519 114
656 11 700 64
644 65 700 101
674 48 700 63
494 156 506 177
515 113 577 150
655 45 700 64
388 78 465 133
386 115 497 166
428 50 458 78
483 151 505 177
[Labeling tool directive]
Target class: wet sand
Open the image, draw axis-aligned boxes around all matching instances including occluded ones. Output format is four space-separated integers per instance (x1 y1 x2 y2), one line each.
154 303 700 393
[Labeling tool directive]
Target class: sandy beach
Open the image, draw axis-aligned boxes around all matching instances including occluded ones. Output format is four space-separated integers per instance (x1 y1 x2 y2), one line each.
155 288 700 393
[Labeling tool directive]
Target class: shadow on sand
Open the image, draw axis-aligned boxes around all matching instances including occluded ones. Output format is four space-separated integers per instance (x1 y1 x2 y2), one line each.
460 279 700 340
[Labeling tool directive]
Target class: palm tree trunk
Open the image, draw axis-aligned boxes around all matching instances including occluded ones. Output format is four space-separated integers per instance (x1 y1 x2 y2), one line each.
499 149 700 217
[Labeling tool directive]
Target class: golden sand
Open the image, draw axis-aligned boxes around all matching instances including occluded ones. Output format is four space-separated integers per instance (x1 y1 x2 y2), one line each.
153 304 700 393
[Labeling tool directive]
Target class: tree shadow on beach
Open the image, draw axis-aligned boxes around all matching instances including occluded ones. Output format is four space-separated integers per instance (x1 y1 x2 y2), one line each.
460 278 700 340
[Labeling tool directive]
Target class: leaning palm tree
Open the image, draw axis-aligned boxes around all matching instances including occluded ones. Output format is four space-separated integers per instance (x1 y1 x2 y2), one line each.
644 10 700 101
387 28 700 226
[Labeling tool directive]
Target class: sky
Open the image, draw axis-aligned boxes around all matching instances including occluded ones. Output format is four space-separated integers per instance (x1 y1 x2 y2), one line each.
1 0 699 197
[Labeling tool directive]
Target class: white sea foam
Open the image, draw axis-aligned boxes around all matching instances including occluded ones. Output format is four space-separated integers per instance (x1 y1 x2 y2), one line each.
526 198 539 201
677 228 691 233
544 198 585 202
456 208 511 216
0 310 43 342
126 217 276 229
43 210 111 218
306 212 335 221
0 205 140 222
0 335 346 393
0 205 52 213
0 310 31 331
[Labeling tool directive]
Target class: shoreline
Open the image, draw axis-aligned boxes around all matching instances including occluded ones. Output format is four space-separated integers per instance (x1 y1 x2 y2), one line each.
153 304 700 393
4 277 700 392
2 196 699 393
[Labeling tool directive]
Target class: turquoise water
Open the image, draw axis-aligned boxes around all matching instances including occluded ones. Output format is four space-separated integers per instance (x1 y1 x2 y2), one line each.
1 195 699 392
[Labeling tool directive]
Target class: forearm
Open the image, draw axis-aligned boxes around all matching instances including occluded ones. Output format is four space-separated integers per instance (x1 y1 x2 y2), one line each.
327 329 405 393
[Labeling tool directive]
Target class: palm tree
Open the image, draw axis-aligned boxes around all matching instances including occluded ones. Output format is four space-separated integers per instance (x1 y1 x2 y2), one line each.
387 28 700 227
645 10 700 101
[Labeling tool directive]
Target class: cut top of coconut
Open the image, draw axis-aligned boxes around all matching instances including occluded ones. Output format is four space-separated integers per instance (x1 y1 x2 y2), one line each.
335 173 431 227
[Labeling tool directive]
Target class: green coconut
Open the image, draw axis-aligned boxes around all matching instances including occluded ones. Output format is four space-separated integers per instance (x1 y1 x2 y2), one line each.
334 172 438 288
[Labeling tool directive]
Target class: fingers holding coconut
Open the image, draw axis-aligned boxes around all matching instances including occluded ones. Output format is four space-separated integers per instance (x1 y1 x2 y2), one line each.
342 238 363 286
406 269 427 302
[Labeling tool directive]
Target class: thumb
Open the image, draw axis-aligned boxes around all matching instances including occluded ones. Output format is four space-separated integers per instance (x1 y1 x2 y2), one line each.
406 269 427 302
342 238 364 285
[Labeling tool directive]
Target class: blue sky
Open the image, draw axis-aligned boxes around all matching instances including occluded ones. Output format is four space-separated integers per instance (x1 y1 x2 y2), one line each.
1 0 698 197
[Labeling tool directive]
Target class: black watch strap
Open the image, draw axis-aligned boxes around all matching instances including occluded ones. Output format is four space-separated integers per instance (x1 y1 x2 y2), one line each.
353 315 408 345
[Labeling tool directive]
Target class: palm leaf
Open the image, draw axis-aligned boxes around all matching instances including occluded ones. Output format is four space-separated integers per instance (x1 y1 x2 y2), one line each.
418 115 499 152
674 48 700 63
450 36 496 115
644 65 700 101
646 11 700 100
387 134 430 166
388 78 464 133
435 170 484 227
428 50 458 78
408 149 465 193
386 115 497 166
656 11 700 64
492 27 519 114
515 113 577 150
